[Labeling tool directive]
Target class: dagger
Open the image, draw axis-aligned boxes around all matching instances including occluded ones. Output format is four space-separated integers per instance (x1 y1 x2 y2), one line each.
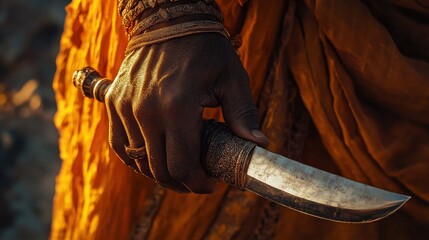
72 66 410 223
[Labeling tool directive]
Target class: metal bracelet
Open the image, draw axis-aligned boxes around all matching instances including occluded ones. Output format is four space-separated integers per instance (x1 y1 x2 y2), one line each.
119 0 217 32
128 1 223 38
119 0 174 16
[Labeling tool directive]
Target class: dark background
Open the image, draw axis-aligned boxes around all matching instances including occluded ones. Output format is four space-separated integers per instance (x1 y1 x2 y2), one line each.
0 0 70 239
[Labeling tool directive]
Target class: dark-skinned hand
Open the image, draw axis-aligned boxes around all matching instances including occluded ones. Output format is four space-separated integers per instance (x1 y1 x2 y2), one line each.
105 33 269 193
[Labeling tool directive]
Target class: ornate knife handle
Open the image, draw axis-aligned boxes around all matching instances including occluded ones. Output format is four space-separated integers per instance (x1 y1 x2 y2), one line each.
72 66 256 190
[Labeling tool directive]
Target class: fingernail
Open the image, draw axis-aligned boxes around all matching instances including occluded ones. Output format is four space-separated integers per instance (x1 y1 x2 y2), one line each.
251 129 269 142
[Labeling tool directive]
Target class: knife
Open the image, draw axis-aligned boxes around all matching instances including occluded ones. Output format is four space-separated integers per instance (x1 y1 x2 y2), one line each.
72 66 410 223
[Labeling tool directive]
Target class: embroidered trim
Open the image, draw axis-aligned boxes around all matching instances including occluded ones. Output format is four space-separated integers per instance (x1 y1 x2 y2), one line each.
128 1 222 38
126 20 229 52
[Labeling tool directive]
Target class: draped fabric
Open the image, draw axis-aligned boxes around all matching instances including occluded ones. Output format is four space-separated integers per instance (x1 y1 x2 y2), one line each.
51 0 429 239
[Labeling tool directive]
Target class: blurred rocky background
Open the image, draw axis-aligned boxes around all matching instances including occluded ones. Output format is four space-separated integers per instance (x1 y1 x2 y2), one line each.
0 0 70 239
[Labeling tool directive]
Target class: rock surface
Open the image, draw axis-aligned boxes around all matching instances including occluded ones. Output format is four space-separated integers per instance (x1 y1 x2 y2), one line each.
0 0 70 239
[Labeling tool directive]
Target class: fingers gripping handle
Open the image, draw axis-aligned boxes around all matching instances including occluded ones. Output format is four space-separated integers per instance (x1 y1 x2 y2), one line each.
72 67 256 189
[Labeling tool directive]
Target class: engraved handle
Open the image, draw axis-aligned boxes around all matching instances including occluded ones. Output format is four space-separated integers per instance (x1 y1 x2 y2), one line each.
72 67 256 189
201 120 256 189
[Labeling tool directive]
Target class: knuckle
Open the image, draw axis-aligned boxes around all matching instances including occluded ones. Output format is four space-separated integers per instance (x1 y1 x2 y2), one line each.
105 85 129 111
158 83 187 110
106 96 123 114
105 92 115 109
132 89 156 109
104 84 118 106
161 91 187 111
133 100 157 121
113 97 131 114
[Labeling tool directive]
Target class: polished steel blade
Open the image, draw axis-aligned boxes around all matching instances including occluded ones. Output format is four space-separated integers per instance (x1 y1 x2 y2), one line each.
245 147 410 223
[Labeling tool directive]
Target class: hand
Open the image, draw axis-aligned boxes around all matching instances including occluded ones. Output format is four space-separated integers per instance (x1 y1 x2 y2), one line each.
105 33 268 193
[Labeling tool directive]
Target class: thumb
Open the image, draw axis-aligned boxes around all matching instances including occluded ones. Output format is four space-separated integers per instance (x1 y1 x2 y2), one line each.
220 73 269 147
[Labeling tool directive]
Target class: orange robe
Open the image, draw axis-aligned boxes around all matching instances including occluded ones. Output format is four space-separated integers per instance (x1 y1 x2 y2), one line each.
51 0 429 239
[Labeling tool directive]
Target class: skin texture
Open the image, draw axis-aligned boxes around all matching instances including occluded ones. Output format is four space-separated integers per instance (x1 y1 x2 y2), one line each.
104 33 268 193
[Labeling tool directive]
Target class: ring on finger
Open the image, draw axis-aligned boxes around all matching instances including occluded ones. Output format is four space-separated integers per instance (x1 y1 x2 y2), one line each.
125 144 148 160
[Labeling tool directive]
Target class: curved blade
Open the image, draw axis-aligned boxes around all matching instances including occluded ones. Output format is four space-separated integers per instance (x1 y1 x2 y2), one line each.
246 147 410 223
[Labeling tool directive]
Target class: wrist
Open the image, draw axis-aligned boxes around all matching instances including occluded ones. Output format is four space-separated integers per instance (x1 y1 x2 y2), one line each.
119 0 225 39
